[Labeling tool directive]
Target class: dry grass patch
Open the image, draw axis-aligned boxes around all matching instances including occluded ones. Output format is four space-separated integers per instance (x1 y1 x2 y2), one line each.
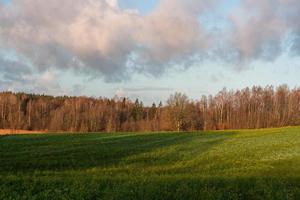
0 129 47 135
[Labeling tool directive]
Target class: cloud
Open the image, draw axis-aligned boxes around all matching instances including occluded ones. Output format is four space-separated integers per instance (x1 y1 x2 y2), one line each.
0 0 300 86
0 0 215 81
0 57 63 94
0 58 32 82
227 0 300 62
123 86 175 92
115 88 126 98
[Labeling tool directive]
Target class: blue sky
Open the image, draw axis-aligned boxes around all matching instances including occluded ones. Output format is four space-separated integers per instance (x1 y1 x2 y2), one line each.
0 0 299 105
119 0 159 14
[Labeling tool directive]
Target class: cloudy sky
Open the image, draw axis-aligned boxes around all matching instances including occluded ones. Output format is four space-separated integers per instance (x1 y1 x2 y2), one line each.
0 0 299 104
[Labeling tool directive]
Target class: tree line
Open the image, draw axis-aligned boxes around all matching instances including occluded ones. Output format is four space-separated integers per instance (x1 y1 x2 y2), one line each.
0 85 299 132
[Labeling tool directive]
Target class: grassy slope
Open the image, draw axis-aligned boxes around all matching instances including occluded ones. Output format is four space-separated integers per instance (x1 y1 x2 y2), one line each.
1 127 300 199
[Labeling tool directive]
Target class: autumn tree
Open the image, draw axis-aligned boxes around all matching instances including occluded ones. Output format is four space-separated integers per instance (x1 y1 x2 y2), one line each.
0 85 299 133
167 92 189 132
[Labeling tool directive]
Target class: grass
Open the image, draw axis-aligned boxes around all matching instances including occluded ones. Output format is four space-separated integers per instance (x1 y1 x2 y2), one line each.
1 127 300 199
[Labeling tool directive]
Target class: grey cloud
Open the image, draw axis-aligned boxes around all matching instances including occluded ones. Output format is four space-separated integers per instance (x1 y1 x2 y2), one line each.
227 0 300 62
0 58 32 83
0 58 63 94
123 87 175 92
0 0 214 81
1 0 300 85
291 33 300 55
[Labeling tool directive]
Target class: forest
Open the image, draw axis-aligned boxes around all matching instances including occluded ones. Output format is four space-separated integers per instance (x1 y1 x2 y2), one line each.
0 85 299 132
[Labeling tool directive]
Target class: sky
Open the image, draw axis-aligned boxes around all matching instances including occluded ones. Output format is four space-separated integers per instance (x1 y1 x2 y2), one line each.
0 0 300 105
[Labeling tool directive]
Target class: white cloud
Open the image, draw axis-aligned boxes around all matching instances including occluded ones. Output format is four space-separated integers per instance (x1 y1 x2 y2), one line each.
115 88 126 98
0 0 214 81
228 0 300 61
0 0 300 88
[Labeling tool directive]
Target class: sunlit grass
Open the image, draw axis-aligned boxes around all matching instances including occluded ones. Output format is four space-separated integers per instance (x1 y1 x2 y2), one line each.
1 127 300 199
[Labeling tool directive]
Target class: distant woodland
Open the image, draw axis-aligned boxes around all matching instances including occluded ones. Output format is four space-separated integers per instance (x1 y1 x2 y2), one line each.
0 85 300 132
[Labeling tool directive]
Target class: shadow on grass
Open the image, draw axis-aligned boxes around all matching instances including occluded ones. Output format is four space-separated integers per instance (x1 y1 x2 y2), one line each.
1 175 300 200
0 132 236 173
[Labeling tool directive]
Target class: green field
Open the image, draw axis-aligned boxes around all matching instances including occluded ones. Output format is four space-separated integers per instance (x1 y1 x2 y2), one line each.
1 127 300 199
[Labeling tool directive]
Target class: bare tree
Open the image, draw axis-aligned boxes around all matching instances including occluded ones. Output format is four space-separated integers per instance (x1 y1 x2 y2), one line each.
0 85 299 133
167 92 189 132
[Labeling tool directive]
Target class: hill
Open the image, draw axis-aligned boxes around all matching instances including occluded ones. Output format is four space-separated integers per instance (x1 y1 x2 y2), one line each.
1 127 300 199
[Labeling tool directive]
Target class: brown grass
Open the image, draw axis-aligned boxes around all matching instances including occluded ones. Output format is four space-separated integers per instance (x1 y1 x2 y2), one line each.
0 129 48 135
